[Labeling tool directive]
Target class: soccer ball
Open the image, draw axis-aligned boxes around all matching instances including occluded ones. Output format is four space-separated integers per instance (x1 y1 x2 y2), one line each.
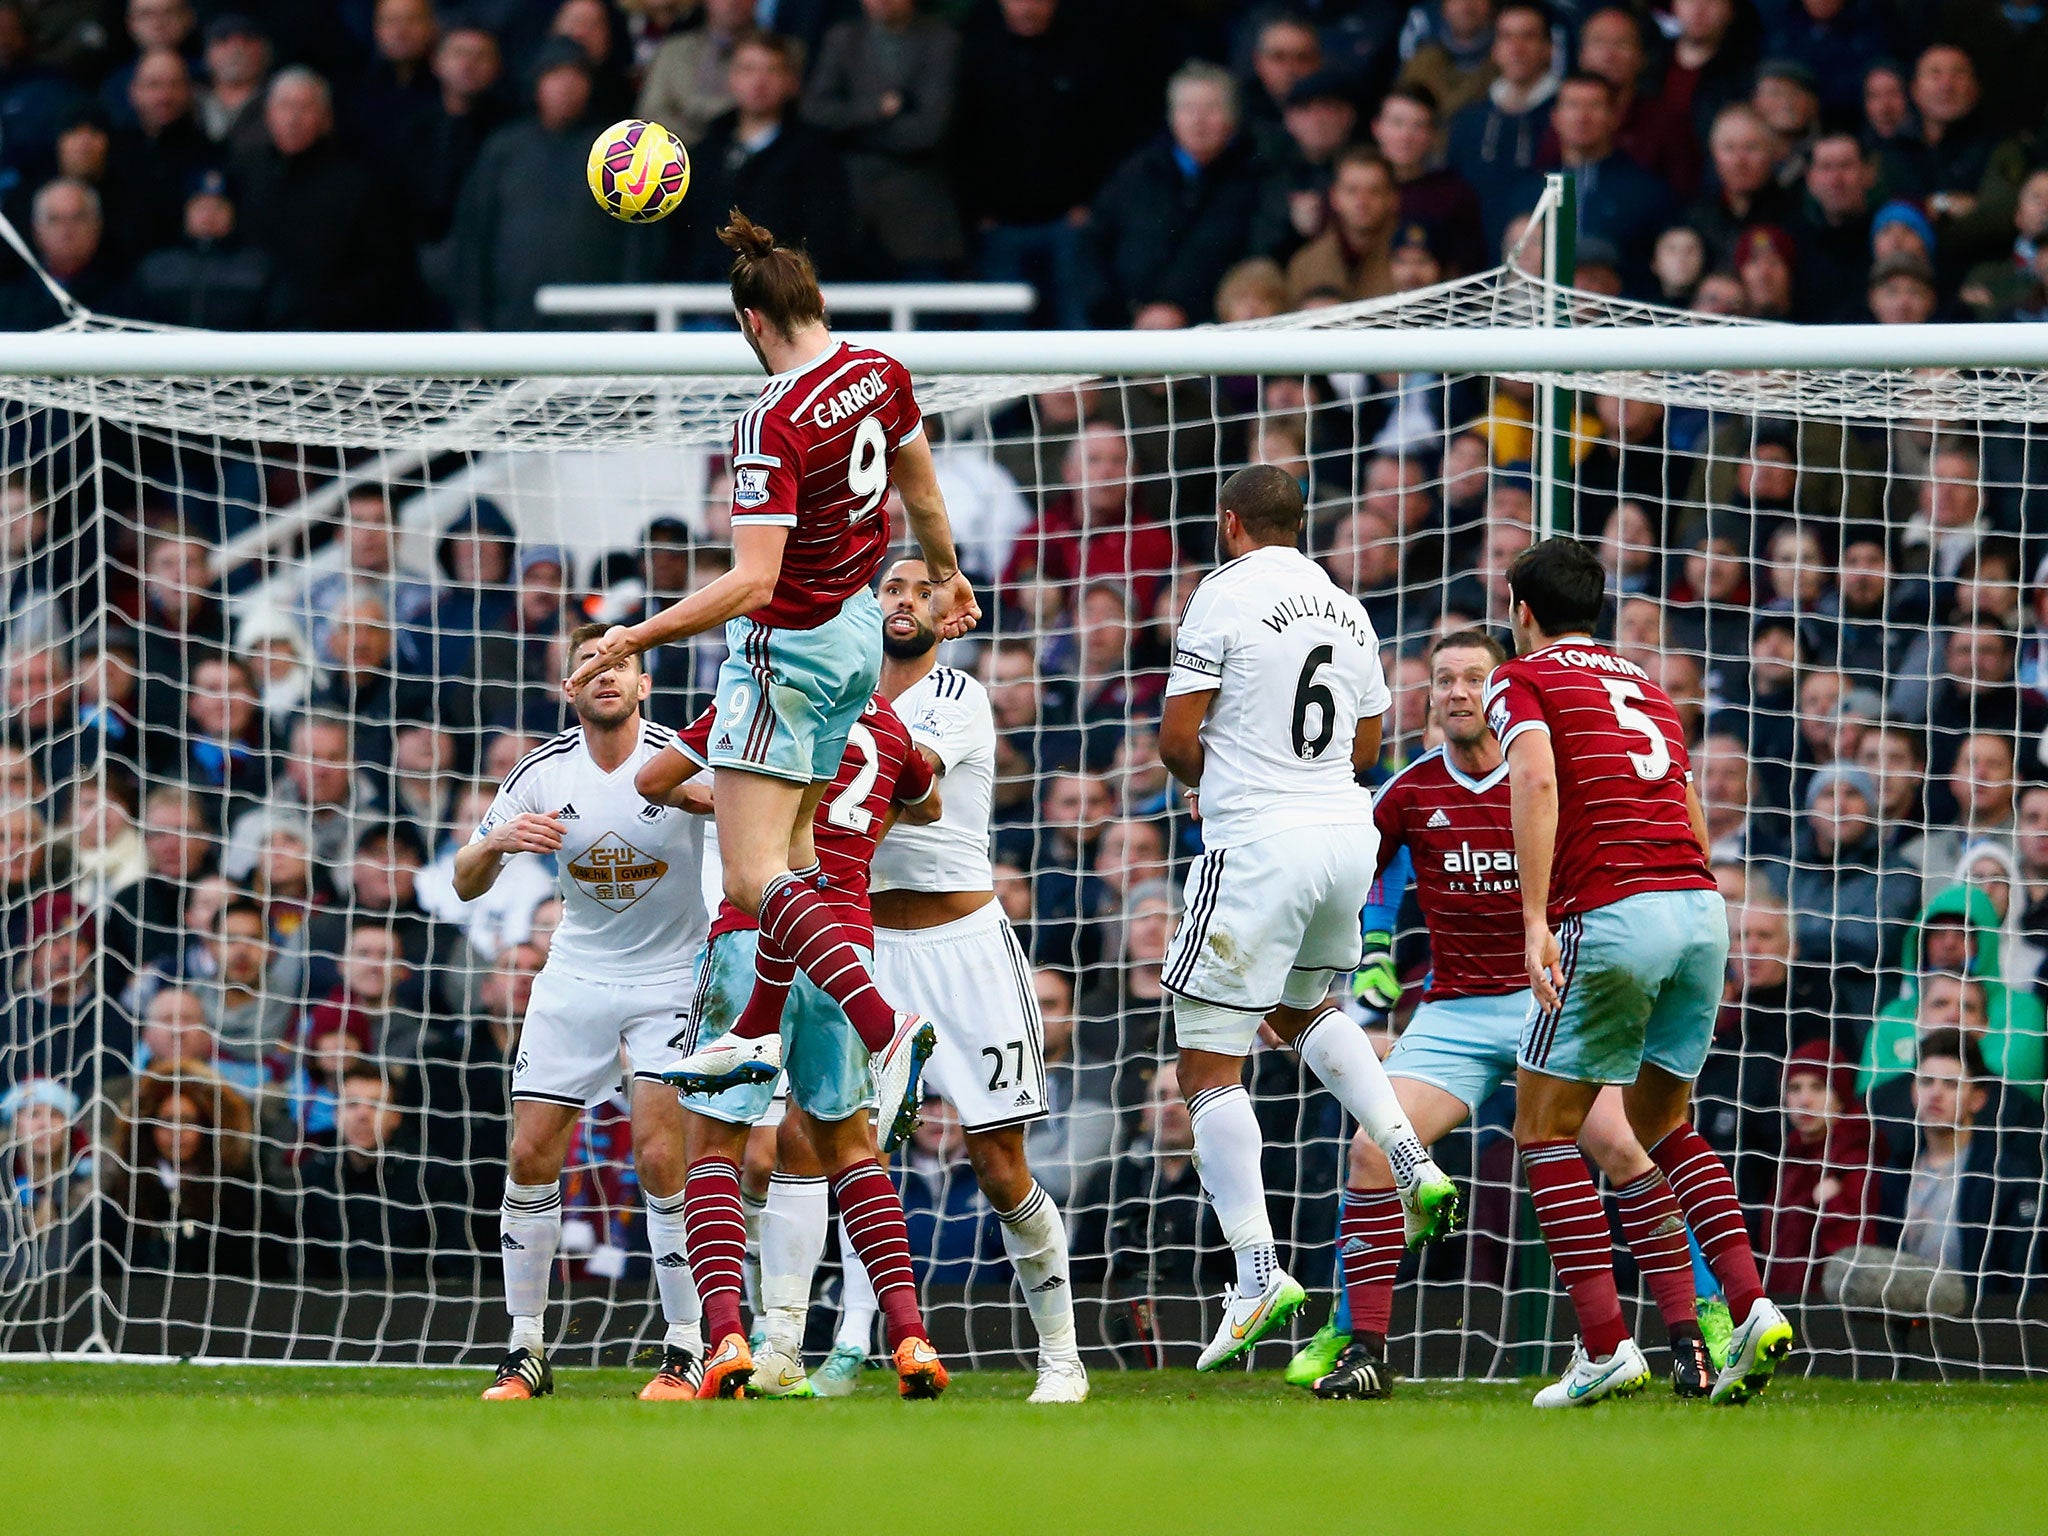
587 119 690 224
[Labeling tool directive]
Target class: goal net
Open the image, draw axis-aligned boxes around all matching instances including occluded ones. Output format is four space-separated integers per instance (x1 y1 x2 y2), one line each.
2 259 2045 1381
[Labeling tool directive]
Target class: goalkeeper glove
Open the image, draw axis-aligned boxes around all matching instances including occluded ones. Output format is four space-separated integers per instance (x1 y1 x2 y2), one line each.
1353 931 1400 1014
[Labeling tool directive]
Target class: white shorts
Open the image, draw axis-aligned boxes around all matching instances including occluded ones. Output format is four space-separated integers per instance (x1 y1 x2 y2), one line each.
1166 821 1377 1054
513 966 694 1109
874 899 1047 1132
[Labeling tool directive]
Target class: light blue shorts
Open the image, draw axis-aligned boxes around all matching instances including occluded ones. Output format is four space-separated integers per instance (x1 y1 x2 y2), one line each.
708 587 883 783
686 929 875 1125
1384 990 1531 1112
1519 888 1729 1086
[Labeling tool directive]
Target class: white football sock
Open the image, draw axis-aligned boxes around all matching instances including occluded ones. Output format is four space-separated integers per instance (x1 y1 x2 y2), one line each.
643 1188 702 1351
996 1182 1079 1362
760 1173 829 1354
741 1185 767 1315
1295 1009 1432 1188
834 1212 879 1354
1187 1083 1277 1294
499 1179 562 1354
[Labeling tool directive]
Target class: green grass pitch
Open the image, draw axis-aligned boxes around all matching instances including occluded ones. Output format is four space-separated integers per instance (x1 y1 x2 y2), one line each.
4 1364 2045 1535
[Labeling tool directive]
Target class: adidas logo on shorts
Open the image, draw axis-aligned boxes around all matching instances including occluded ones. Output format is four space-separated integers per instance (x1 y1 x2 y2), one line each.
1015 1090 1033 1106
1426 809 1451 829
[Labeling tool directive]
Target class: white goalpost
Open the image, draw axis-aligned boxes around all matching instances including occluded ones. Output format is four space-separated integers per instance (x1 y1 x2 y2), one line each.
4 181 2048 1378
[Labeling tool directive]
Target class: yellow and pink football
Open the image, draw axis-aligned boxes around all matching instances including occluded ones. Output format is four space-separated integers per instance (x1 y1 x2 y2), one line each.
587 118 691 224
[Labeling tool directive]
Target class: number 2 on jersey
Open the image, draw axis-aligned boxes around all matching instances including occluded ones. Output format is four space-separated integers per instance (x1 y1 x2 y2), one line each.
846 415 887 523
1599 678 1672 780
824 721 880 831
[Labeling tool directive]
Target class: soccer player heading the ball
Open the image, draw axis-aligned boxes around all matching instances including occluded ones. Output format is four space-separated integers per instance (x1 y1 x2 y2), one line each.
569 210 980 1161
1489 536 1794 1407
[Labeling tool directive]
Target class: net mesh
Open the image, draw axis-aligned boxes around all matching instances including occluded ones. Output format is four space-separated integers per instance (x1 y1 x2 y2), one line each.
2 266 2045 1377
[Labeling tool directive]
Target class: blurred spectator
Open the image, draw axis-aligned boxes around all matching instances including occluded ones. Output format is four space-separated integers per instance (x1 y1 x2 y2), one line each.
234 67 411 328
1 1077 91 1263
1576 3 1697 199
662 32 853 283
5 892 135 1091
1860 883 2046 1101
1074 1060 1227 1290
0 2 82 184
194 12 271 160
1657 0 1759 143
1792 131 1876 322
636 0 752 146
404 25 508 273
954 0 1124 328
1878 45 1994 241
65 777 146 916
1265 71 1357 249
298 1063 465 1281
1086 61 1280 327
1851 1030 2045 1304
1371 83 1486 279
343 0 441 179
452 38 656 329
1690 103 1795 265
1076 878 1175 1066
1923 732 2017 873
1004 421 1176 616
105 785 214 978
1285 144 1397 305
1239 9 1323 162
299 486 434 664
1960 167 2048 321
416 781 553 961
125 983 262 1096
127 168 296 328
802 0 962 277
103 1061 271 1275
1443 0 1555 252
1789 763 1919 1019
99 0 196 129
0 178 124 329
1022 966 1119 1208
1397 0 1497 123
188 893 296 1065
110 46 209 256
1546 70 1671 285
898 1095 994 1284
1761 1042 1879 1296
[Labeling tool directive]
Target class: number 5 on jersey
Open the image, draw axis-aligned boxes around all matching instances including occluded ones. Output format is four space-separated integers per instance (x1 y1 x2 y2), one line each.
1599 678 1671 780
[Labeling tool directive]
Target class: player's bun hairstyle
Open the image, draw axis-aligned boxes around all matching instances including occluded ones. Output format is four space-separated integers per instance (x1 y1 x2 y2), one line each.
1218 463 1305 542
1429 627 1507 666
720 208 825 338
1506 537 1607 636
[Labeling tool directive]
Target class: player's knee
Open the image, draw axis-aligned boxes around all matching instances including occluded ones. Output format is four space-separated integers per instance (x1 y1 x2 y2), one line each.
722 866 769 916
507 1134 562 1188
1579 1117 1651 1184
741 1124 777 1190
1349 1129 1394 1189
633 1134 686 1197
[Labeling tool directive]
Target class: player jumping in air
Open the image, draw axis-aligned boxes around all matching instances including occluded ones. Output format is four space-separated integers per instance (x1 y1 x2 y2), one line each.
569 209 979 1152
637 695 950 1399
457 624 712 1402
1286 630 1719 1401
1490 537 1793 1408
1156 465 1458 1373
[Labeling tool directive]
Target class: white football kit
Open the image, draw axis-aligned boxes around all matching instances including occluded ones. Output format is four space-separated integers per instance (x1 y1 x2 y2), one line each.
472 721 710 1106
1162 544 1391 1049
870 664 1047 1131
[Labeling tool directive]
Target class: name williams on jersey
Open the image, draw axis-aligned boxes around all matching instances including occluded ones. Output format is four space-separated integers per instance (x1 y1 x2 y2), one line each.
1260 592 1373 647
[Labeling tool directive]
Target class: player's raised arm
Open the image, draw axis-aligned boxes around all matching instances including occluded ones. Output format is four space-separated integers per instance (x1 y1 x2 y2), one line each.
635 743 714 813
568 523 789 693
890 431 979 640
452 809 565 901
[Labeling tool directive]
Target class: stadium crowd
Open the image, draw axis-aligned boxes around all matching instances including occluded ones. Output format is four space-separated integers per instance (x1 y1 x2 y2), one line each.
2 0 2048 1344
7 0 2048 328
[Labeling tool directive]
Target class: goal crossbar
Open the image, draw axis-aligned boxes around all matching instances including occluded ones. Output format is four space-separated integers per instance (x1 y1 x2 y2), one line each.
2 321 2048 378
